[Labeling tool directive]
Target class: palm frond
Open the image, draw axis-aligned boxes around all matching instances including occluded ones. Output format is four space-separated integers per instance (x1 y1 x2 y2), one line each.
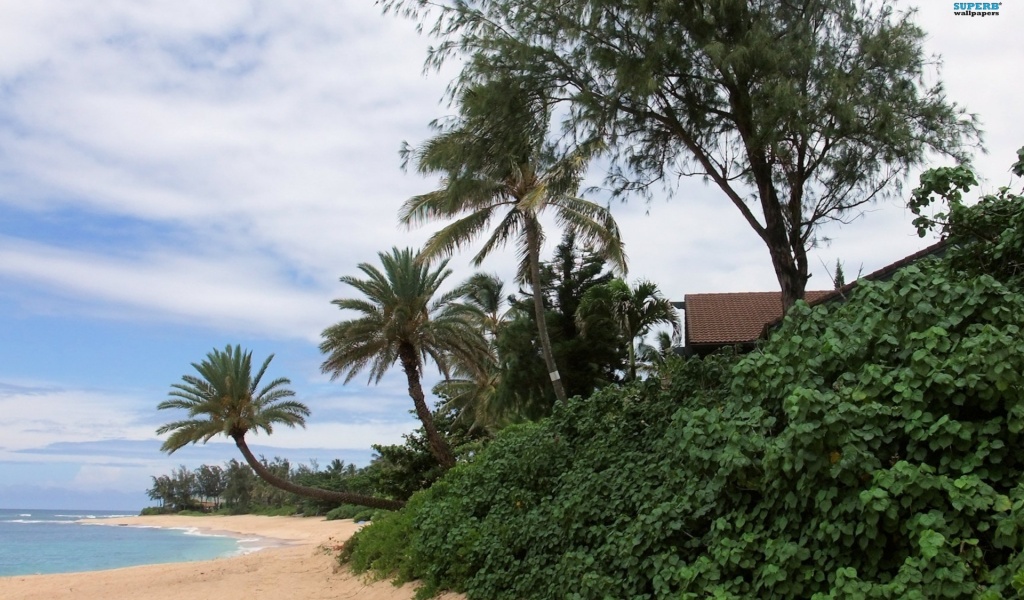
419 207 497 264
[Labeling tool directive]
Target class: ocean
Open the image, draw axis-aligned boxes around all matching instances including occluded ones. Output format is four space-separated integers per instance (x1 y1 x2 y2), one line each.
0 509 252 577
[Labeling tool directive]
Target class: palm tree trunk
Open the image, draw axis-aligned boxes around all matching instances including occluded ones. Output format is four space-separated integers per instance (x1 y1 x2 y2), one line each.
397 342 456 469
232 434 405 511
526 219 568 403
627 340 637 382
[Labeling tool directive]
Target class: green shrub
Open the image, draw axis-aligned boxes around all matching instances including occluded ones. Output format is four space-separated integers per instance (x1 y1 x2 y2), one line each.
326 504 366 521
351 509 384 523
343 493 427 587
325 504 388 522
139 506 174 516
249 505 298 517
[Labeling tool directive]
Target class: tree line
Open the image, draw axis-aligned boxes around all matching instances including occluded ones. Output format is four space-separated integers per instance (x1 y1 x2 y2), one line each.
153 233 679 512
145 458 373 515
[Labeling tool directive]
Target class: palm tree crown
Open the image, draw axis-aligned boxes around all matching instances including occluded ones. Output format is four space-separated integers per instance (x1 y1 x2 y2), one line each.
434 272 510 430
577 279 681 381
319 247 486 385
157 344 308 453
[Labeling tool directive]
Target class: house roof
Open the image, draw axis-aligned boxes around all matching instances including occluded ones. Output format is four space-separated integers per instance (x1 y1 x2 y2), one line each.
684 290 834 347
682 240 948 349
798 240 948 309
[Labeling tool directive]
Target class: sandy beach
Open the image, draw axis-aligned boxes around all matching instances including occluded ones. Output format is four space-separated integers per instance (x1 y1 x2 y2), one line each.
0 515 464 600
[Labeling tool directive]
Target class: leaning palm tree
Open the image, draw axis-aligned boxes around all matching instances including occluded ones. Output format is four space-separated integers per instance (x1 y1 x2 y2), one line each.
157 344 404 511
400 79 627 403
319 247 487 470
576 279 681 382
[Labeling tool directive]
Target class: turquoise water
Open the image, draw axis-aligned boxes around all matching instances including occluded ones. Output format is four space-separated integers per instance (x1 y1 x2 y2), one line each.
0 509 247 577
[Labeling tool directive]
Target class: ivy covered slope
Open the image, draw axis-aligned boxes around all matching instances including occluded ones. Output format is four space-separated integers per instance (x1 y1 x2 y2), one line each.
346 156 1024 598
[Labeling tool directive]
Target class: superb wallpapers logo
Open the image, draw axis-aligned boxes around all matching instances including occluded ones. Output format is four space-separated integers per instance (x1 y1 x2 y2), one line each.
952 2 1003 15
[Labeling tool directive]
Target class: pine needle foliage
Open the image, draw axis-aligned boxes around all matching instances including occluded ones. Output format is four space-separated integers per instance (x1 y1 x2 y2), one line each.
386 0 980 309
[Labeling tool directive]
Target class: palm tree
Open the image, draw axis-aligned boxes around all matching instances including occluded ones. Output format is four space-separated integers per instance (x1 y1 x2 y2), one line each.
157 344 404 511
319 247 487 470
147 475 173 508
576 279 681 381
454 272 508 340
400 80 627 403
637 331 678 384
432 272 510 430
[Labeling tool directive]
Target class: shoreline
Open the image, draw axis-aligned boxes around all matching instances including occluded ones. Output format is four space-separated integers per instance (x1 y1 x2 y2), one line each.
81 514 299 557
0 514 464 600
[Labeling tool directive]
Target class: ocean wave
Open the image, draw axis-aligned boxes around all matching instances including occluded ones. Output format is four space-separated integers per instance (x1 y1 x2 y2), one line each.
182 528 233 539
55 514 135 519
9 519 74 525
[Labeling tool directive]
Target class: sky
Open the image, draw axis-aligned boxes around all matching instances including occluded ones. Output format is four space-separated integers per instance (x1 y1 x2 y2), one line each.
0 1 1021 510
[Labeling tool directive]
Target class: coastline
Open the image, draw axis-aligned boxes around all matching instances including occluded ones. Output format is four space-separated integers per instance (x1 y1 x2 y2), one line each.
0 514 464 600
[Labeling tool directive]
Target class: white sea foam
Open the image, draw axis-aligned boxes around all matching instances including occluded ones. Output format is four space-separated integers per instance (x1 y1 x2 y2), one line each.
59 513 135 519
230 540 266 556
181 528 232 539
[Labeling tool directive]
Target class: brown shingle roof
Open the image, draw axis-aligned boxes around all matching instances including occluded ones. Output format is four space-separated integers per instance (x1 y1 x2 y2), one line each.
684 290 834 346
802 240 948 309
683 241 948 349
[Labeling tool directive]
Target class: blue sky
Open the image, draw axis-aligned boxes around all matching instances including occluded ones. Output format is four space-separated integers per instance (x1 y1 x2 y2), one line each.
1 1 1021 510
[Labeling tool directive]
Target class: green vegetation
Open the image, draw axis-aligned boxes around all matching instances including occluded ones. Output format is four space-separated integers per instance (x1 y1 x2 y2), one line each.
326 505 386 523
341 154 1024 598
576 277 681 382
144 457 378 516
484 233 630 423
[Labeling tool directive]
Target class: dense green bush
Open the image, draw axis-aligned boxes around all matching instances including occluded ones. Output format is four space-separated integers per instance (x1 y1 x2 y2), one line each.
326 504 366 521
139 506 174 516
248 505 298 517
326 504 388 523
345 159 1024 598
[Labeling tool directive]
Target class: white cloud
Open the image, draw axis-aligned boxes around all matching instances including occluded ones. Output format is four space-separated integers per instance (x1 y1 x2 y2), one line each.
0 384 152 452
246 420 418 451
71 465 138 490
0 237 335 340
